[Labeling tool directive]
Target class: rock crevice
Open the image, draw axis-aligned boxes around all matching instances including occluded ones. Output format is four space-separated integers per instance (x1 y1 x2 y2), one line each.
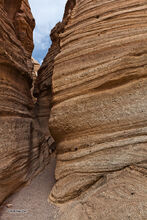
0 0 147 219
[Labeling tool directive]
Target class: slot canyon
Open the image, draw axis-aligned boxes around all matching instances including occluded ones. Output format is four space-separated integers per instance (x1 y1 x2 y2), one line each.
0 0 147 219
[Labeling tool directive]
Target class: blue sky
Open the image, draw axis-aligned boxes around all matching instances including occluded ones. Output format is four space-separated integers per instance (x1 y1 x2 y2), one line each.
29 0 67 63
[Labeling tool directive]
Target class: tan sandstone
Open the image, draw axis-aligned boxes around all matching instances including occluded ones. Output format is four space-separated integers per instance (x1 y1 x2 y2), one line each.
0 0 51 205
45 0 147 219
0 0 147 219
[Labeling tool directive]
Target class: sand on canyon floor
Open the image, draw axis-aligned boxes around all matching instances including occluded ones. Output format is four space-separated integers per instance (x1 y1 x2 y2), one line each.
0 157 59 220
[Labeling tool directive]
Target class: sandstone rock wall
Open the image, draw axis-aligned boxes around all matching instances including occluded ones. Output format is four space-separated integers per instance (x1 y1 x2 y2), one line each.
46 0 147 219
0 0 50 205
31 57 40 102
33 22 65 149
1 0 147 218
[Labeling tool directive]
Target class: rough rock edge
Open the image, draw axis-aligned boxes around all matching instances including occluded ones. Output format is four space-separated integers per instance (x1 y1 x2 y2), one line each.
0 0 51 206
33 0 77 159
47 0 147 206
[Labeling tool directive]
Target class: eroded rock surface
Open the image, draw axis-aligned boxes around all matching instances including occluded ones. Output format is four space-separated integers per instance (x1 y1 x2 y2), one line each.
0 0 50 205
31 57 40 102
1 0 147 218
33 22 63 150
46 0 147 219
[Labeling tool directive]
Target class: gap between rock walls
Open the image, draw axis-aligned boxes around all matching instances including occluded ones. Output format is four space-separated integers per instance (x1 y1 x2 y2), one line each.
0 0 77 207
0 0 147 220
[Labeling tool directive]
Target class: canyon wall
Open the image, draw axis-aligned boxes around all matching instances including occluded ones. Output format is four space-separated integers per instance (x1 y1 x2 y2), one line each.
45 0 147 219
0 0 147 218
0 0 50 205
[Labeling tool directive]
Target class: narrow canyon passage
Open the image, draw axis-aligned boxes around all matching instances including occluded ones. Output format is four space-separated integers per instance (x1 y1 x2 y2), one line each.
0 0 147 219
0 157 59 220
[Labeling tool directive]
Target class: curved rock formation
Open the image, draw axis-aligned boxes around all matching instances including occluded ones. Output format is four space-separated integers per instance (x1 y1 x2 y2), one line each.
0 0 50 205
31 57 40 102
47 0 147 218
33 23 64 151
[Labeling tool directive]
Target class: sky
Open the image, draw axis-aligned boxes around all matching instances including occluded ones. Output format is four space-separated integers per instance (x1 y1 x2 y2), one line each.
29 0 67 63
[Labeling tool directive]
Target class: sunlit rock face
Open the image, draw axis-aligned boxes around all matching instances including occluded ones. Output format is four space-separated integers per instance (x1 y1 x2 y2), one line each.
31 57 40 102
0 0 50 205
47 0 147 219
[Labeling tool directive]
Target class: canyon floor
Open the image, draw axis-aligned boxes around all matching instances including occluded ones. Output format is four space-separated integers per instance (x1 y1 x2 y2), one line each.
0 157 59 220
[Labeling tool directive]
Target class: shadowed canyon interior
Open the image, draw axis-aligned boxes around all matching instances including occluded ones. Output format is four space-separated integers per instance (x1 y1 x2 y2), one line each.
0 0 147 219
0 0 51 205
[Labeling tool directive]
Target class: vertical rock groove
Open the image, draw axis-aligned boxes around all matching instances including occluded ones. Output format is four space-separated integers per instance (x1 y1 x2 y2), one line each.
34 0 77 152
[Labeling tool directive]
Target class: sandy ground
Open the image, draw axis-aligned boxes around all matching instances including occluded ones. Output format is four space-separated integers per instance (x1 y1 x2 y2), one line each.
0 157 59 220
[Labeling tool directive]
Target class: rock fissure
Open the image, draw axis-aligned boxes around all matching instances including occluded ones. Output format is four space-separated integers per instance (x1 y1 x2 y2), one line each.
0 0 147 219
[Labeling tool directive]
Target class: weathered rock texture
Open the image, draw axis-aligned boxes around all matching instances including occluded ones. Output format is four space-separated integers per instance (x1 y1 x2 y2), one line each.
0 0 50 205
32 57 40 78
33 24 62 149
46 0 147 219
31 57 40 102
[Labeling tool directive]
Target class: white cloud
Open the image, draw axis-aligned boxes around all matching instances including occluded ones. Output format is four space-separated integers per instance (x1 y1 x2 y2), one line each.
29 0 67 63
29 0 67 30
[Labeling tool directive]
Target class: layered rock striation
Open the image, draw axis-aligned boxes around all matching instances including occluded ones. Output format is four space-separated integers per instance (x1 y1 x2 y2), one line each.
1 0 147 218
33 22 65 150
45 0 147 218
0 0 50 205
